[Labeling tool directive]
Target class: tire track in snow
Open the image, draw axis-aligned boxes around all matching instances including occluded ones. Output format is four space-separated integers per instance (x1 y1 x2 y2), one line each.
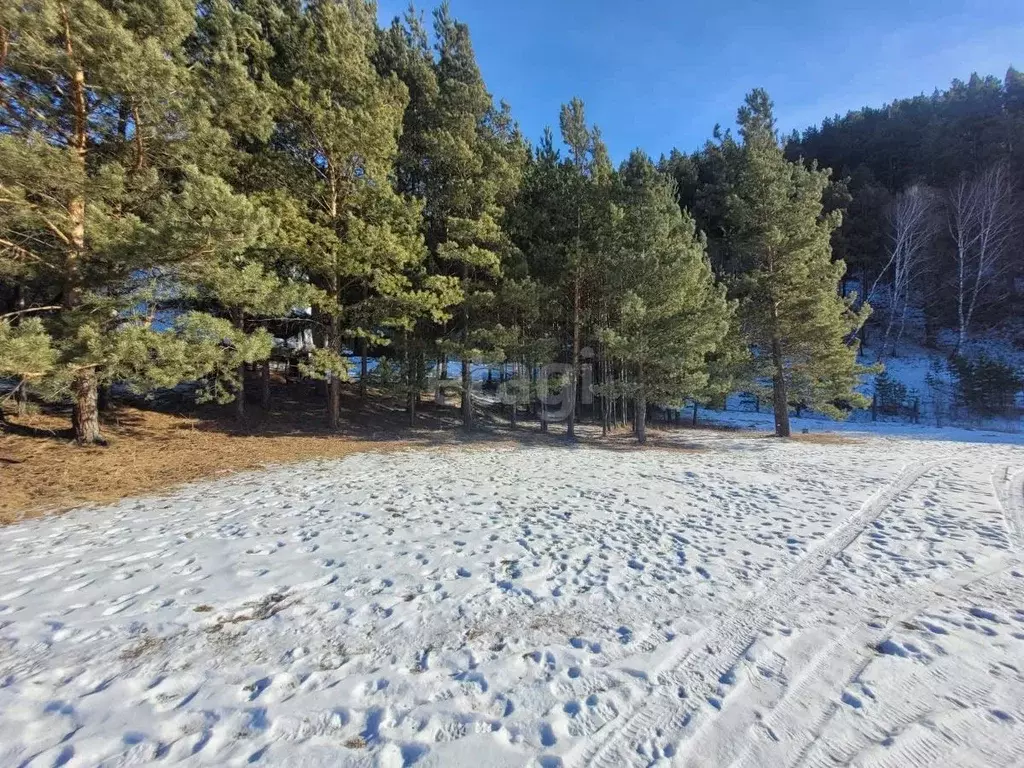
992 465 1024 550
734 553 1014 768
569 458 946 768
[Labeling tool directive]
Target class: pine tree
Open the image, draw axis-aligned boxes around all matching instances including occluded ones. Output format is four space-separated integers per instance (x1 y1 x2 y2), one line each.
174 1 321 420
729 90 872 437
0 0 270 442
246 0 446 429
379 3 525 429
600 152 733 444
560 99 589 438
557 98 613 438
0 317 55 423
507 105 613 436
686 127 745 276
505 129 573 428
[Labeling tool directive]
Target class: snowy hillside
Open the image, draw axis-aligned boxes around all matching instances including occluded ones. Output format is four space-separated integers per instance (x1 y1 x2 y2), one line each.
2 432 1023 766
697 321 1024 435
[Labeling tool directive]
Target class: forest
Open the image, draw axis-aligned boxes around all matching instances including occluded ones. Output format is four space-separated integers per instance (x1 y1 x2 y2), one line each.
1 0 1021 448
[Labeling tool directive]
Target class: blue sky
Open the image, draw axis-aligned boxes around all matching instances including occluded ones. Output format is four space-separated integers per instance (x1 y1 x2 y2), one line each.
376 0 1023 162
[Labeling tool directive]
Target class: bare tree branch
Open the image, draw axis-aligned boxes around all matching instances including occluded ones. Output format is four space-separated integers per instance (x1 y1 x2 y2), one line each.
0 237 47 264
0 305 62 320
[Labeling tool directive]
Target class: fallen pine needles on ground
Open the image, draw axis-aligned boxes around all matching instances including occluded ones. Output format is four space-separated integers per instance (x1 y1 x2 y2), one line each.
0 405 411 523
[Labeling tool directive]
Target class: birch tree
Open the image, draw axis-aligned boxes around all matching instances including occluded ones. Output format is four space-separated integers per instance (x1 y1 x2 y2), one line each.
868 185 937 358
947 162 1016 349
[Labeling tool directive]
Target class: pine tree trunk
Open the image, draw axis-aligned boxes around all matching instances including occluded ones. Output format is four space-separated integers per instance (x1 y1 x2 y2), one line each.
406 340 417 427
328 375 341 429
636 392 647 445
260 360 271 411
509 361 518 430
601 358 610 436
460 256 473 429
461 358 472 428
233 311 247 422
435 356 446 405
72 368 103 445
63 11 96 445
16 382 29 417
611 377 618 428
619 366 628 428
771 334 791 438
359 337 368 399
235 364 246 421
567 271 581 439
359 284 370 400
529 364 537 417
324 311 341 429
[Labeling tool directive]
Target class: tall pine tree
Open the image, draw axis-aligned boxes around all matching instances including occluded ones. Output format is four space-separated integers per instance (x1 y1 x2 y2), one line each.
557 98 614 438
0 0 271 442
244 0 449 428
379 3 524 428
729 90 871 437
600 152 733 444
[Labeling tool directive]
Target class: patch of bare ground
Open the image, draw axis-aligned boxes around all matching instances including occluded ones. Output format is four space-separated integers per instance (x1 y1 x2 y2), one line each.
0 405 414 523
0 390 564 522
587 427 709 453
0 379 430 523
751 430 865 445
790 431 866 445
0 376 744 523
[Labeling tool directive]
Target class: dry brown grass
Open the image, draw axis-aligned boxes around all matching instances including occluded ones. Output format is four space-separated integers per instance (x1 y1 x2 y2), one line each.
754 431 866 446
0 380 747 524
791 432 866 446
0 405 412 524
588 427 709 453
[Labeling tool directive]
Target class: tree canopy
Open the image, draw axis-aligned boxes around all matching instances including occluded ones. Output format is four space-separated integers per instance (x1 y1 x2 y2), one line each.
3 2 1013 442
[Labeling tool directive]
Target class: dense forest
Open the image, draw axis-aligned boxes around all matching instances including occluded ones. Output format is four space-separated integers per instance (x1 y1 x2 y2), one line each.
667 70 1024 351
0 1 1020 446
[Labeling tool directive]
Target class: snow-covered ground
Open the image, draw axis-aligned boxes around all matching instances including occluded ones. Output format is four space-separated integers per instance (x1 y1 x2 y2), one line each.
2 431 1024 767
696 405 1024 444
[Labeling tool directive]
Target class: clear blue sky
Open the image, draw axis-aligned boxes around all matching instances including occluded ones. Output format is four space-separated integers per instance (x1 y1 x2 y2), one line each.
376 0 1023 161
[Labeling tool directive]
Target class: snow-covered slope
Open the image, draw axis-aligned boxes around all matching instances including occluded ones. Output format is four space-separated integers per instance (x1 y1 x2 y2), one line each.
703 330 1024 434
1 433 1023 766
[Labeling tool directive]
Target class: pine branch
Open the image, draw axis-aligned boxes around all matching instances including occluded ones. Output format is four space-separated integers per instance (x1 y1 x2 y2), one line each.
41 216 71 246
